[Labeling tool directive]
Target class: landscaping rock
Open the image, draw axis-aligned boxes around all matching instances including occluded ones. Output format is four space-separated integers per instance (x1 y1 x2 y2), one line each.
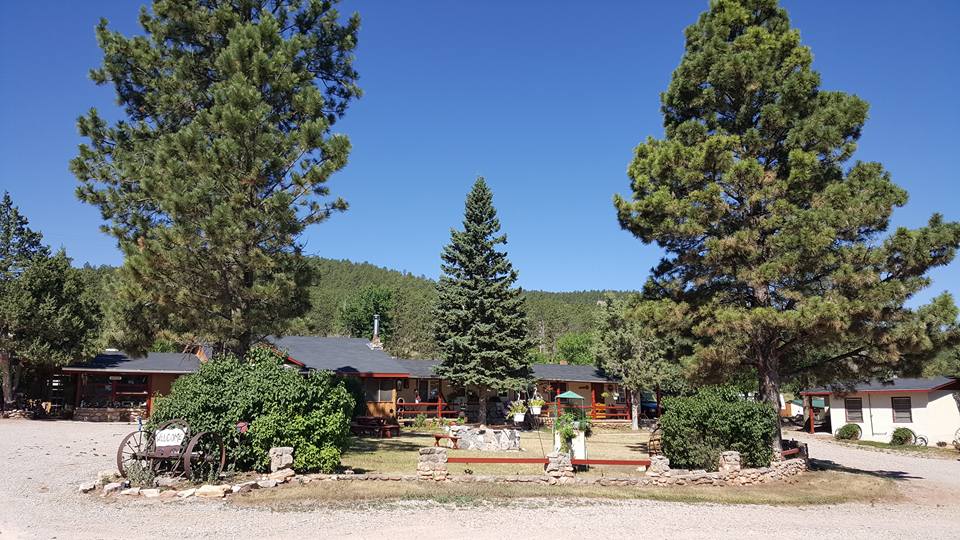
96 470 118 487
101 482 122 496
159 490 179 499
269 447 295 472
269 468 296 483
119 487 140 496
155 476 179 488
195 484 229 498
177 488 196 499
257 479 278 489
231 481 260 494
78 482 96 493
649 455 670 474
141 488 161 498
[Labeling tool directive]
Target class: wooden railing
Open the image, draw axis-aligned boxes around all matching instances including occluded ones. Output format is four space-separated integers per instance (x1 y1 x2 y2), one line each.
541 402 631 420
396 402 461 420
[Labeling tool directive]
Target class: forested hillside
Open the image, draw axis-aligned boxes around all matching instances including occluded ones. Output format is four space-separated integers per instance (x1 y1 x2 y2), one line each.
80 257 633 361
289 257 632 360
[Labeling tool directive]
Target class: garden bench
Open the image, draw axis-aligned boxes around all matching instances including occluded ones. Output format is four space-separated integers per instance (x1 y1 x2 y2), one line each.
433 433 460 449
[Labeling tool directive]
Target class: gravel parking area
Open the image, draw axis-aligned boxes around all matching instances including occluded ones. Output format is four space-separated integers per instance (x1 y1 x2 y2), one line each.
1 419 958 540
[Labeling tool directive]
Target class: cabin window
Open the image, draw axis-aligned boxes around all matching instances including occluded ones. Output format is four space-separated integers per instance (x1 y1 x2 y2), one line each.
891 397 912 423
844 398 863 423
363 378 394 402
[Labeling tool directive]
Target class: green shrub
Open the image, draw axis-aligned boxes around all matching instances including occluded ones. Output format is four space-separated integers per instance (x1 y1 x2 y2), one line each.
660 386 777 470
890 427 915 446
412 414 428 429
149 345 354 474
835 423 862 440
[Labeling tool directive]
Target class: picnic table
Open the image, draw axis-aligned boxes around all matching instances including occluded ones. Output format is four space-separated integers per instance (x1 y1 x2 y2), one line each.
350 416 400 438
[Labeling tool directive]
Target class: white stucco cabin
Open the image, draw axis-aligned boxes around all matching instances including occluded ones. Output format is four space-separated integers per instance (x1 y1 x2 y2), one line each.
801 377 960 444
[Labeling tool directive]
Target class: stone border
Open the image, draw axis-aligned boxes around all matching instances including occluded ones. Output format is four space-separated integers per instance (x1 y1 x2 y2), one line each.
86 446 809 500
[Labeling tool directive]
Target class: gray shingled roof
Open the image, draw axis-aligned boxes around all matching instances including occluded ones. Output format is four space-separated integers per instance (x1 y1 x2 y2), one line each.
394 358 615 383
271 336 410 375
532 363 614 383
802 377 960 395
63 352 201 374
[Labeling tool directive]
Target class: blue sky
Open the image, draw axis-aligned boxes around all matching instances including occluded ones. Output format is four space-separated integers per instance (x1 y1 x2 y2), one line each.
1 1 958 303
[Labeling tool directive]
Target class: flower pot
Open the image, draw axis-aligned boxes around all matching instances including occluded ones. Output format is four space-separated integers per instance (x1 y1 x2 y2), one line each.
513 412 526 423
530 405 542 415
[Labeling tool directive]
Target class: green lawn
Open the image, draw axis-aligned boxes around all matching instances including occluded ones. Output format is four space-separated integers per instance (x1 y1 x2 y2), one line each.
842 439 959 458
340 428 650 477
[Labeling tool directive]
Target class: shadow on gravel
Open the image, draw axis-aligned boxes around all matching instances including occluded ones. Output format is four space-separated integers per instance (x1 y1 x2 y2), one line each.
809 458 922 481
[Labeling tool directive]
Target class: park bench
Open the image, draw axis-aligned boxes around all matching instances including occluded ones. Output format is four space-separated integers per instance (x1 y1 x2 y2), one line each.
350 416 400 438
433 433 460 449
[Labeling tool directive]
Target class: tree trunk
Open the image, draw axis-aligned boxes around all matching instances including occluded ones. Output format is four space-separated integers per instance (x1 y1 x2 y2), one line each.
476 386 487 425
629 388 640 431
0 351 16 409
757 356 783 456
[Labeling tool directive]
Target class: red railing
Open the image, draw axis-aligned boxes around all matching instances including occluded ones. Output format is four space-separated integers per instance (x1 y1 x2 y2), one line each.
446 456 651 467
541 402 631 420
396 402 460 420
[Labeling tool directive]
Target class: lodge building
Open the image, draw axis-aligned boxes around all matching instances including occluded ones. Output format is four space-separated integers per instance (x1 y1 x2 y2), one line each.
53 336 633 423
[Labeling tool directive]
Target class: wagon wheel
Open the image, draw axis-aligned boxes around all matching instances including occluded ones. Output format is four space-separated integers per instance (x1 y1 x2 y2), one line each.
116 430 149 478
183 431 225 482
915 435 928 447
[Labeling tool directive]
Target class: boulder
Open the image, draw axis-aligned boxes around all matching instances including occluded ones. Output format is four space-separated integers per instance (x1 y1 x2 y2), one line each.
231 481 260 494
649 455 670 474
78 482 96 493
257 479 279 489
269 447 295 472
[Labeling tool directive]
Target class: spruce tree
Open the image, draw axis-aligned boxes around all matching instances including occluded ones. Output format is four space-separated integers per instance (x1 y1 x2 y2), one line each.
614 0 960 445
0 192 48 281
434 178 532 424
71 0 361 355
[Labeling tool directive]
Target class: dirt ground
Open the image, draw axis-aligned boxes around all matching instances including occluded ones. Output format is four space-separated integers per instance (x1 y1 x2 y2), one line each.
1 419 959 540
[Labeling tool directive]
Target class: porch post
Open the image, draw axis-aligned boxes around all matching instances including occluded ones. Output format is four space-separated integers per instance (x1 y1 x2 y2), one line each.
808 396 815 434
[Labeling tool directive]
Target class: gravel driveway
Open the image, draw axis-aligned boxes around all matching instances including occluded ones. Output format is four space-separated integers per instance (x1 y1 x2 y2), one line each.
1 419 958 540
790 429 960 504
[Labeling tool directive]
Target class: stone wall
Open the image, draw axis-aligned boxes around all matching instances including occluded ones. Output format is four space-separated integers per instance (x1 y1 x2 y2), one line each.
446 425 520 451
73 407 144 422
412 447 806 488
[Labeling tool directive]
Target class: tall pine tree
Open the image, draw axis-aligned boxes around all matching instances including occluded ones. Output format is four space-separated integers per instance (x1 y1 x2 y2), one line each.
615 0 960 445
71 0 361 355
434 178 531 424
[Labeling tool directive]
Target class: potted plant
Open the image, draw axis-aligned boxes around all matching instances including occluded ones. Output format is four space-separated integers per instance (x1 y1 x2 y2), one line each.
529 398 545 416
508 401 527 423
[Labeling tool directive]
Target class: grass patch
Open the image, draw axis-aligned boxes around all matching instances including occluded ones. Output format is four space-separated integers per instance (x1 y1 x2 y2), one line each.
842 440 959 458
233 470 897 509
340 429 650 477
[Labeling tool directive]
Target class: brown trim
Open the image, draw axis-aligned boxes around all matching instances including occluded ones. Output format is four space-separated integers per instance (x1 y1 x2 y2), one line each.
844 397 864 423
342 372 409 378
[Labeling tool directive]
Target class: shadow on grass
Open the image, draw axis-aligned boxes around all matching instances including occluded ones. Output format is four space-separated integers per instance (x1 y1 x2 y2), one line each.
809 458 922 481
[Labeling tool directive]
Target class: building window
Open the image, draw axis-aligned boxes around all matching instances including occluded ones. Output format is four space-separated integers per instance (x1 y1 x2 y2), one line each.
363 378 394 402
844 398 863 423
891 397 912 423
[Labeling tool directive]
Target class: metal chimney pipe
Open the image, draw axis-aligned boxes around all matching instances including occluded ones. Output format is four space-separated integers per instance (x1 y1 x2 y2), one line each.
373 313 380 339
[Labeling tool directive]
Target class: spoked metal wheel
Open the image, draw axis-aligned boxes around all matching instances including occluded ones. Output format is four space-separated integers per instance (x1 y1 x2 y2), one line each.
116 430 149 478
183 431 226 482
151 418 191 476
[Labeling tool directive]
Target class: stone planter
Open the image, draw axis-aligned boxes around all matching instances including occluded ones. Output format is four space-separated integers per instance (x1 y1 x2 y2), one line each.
447 425 521 451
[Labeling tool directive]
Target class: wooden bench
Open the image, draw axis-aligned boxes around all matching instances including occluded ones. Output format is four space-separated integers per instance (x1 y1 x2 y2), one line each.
433 433 460 449
350 417 400 438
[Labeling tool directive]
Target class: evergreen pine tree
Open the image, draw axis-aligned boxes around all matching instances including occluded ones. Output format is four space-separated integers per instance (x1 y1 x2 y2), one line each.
71 0 361 355
615 0 960 445
0 195 100 406
434 178 532 424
